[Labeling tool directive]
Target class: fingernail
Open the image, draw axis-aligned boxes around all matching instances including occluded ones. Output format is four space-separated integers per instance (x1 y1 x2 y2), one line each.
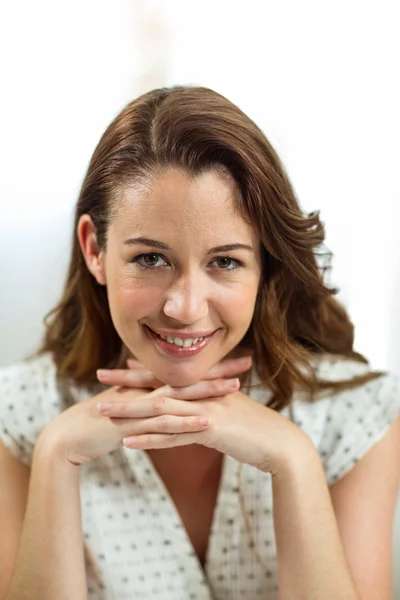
199 417 209 425
97 402 111 412
227 378 240 388
97 369 110 379
123 437 137 448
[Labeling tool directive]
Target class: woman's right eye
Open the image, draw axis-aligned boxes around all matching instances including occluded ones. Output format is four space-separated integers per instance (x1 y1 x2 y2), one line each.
131 253 168 269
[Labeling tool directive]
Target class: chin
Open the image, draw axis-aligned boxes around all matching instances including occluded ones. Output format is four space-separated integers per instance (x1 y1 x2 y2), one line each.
164 375 199 388
149 356 221 388
157 366 206 388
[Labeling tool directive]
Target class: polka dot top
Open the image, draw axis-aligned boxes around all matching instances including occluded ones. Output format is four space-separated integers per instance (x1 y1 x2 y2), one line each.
1 353 399 600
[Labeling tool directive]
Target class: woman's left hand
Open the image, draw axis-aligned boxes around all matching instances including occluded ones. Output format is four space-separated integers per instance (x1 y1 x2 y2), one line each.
96 365 311 475
98 355 255 391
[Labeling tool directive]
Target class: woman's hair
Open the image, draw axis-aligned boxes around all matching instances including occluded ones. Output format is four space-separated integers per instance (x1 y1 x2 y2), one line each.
36 85 381 410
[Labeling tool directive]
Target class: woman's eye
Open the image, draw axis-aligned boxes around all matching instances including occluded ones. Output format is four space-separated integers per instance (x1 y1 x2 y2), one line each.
131 254 242 271
132 253 168 269
212 257 242 270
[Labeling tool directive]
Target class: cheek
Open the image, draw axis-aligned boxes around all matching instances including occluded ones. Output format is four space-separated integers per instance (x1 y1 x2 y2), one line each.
219 281 259 325
106 275 164 325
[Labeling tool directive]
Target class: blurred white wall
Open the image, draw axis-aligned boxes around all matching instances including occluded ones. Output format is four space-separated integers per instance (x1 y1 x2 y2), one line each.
0 0 399 595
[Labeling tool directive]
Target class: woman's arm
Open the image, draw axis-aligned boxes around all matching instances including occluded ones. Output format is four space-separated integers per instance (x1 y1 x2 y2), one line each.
271 439 361 599
329 416 400 600
4 434 87 600
271 417 400 600
0 441 30 599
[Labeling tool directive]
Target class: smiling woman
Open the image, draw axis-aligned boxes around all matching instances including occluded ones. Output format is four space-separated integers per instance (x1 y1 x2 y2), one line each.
0 86 399 600
76 167 261 387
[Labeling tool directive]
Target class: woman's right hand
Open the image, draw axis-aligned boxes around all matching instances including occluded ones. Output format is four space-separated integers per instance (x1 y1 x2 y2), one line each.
36 356 252 467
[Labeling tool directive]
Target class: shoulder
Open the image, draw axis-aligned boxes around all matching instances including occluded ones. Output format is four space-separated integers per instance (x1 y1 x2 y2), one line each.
0 353 85 465
292 354 400 484
0 352 56 389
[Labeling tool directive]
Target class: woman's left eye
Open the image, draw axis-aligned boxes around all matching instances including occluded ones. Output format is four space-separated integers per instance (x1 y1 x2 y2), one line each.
211 257 242 270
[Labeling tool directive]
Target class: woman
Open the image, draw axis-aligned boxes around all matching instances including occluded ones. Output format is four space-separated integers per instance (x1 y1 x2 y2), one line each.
1 85 399 600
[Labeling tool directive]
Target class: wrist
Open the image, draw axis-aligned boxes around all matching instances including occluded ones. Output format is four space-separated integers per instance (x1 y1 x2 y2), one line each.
35 425 80 471
272 435 322 484
257 430 319 477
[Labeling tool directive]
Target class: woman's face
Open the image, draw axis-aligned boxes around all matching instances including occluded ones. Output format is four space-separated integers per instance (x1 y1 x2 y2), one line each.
87 168 261 386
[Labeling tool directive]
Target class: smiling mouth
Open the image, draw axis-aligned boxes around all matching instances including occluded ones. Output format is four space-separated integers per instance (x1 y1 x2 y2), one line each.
145 326 218 356
154 332 207 348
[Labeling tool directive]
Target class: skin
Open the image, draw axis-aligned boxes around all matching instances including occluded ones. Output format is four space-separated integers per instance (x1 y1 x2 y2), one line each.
75 168 315 475
77 166 309 475
79 167 262 388
9 167 388 599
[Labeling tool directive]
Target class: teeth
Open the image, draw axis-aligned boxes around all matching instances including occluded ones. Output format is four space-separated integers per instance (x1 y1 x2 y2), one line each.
158 334 205 347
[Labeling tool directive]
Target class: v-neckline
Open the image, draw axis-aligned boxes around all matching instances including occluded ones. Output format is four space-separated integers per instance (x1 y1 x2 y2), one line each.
122 445 239 595
145 447 224 565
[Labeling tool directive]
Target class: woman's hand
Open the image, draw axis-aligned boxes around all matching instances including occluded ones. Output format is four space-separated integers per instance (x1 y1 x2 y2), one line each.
96 355 254 391
96 364 310 475
36 357 253 467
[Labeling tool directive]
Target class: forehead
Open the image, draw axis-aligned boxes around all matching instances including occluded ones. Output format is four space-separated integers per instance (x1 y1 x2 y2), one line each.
113 168 256 240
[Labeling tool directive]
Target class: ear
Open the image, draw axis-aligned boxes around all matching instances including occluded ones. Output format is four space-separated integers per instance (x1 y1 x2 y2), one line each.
77 214 107 285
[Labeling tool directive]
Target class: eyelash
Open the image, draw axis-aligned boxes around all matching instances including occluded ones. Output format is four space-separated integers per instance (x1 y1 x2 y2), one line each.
130 253 243 272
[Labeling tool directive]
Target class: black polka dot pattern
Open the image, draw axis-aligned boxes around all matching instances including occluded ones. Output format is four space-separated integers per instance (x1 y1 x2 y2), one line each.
0 352 399 599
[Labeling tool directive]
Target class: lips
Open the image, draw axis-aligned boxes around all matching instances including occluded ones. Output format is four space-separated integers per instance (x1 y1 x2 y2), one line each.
145 325 218 357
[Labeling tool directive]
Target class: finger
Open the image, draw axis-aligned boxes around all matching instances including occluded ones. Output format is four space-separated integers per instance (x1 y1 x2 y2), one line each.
204 356 252 379
123 357 252 388
161 377 240 400
97 378 239 419
123 430 209 450
122 414 210 437
97 368 163 389
126 356 252 378
97 394 204 419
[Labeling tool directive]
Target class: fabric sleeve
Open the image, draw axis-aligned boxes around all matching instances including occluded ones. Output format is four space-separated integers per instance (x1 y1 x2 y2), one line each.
0 354 66 466
319 372 400 484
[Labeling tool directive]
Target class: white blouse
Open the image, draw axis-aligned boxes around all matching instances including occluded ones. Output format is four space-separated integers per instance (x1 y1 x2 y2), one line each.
0 352 399 600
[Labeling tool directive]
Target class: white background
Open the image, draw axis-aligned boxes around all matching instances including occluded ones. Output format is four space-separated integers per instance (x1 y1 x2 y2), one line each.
0 0 399 595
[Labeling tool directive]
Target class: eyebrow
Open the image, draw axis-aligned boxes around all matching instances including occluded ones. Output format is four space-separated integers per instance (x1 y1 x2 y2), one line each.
123 237 254 254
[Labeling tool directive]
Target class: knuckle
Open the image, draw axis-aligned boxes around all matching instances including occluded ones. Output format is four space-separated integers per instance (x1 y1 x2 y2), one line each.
157 416 169 432
219 379 231 392
116 403 127 415
152 395 166 415
121 370 132 383
182 417 193 432
210 380 222 394
166 433 178 446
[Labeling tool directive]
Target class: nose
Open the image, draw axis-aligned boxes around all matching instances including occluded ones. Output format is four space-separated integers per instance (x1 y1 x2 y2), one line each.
162 271 209 324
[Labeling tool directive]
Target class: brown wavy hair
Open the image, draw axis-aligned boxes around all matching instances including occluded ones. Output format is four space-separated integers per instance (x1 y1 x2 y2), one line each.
36 85 381 410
